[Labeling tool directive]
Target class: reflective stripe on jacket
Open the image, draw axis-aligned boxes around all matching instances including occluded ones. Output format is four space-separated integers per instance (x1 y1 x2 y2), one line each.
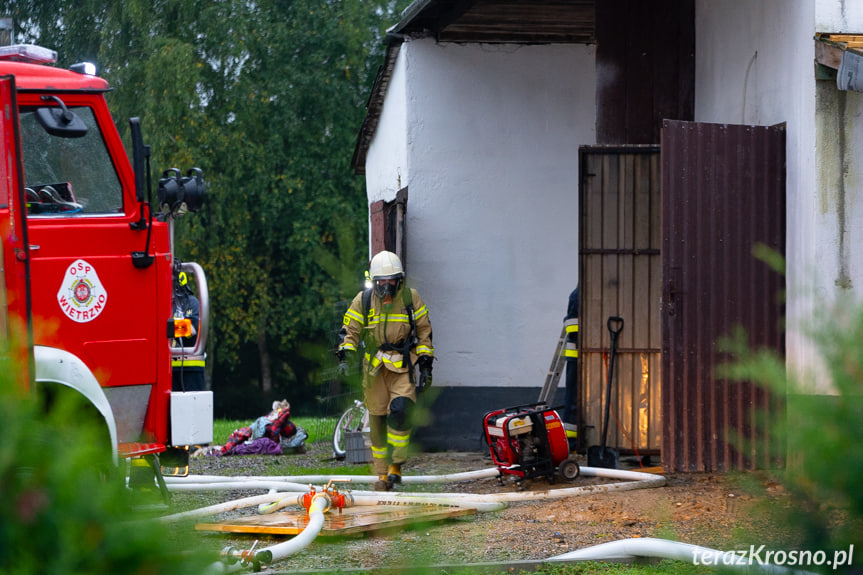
564 317 579 358
172 355 206 368
338 287 434 373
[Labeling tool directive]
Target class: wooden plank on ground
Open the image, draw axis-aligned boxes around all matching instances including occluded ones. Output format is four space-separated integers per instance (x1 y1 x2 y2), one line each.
195 504 476 536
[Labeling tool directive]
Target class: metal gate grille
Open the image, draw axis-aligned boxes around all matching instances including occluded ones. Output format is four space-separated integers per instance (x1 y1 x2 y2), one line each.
579 146 662 456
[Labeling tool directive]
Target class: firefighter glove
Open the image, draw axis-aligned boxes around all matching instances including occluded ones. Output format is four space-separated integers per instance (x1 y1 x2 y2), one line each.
336 349 352 378
416 355 433 393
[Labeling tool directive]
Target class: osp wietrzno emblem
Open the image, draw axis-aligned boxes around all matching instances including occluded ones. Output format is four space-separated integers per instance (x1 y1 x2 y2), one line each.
57 259 108 323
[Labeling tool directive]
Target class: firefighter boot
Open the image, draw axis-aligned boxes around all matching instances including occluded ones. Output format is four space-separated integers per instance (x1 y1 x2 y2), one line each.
387 463 402 489
374 474 390 492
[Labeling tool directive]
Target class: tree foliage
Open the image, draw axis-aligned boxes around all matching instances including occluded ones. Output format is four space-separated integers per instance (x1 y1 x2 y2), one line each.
1 0 407 415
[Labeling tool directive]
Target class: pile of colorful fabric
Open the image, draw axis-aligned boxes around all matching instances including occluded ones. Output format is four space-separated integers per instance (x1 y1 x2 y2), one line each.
216 400 308 456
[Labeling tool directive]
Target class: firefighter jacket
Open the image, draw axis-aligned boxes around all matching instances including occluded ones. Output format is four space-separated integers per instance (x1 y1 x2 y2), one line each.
338 287 433 376
564 286 578 362
172 291 205 368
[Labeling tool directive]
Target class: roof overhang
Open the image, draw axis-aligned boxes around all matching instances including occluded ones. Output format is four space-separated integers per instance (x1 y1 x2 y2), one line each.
815 33 863 91
391 0 595 44
351 42 400 176
351 0 596 174
815 33 863 70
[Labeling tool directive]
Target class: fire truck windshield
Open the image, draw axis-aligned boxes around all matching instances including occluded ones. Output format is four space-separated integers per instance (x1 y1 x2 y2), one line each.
19 105 123 216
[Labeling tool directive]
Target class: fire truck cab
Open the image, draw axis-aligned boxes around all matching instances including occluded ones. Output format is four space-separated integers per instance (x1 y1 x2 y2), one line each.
0 44 212 474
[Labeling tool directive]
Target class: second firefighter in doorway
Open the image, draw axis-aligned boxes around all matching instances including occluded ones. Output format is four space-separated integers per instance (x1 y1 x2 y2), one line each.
337 251 434 491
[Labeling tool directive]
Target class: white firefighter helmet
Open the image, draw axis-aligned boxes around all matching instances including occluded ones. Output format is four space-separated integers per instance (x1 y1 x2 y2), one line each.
369 250 404 281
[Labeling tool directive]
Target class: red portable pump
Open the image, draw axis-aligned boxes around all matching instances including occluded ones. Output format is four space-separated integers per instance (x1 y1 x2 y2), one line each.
483 402 580 484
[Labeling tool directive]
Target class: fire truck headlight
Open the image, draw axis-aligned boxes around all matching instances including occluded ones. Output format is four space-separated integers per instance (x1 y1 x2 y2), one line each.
158 167 205 216
158 168 182 213
180 168 206 213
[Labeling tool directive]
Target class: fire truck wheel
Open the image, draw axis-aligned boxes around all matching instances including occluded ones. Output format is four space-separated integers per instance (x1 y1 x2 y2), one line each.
558 456 581 481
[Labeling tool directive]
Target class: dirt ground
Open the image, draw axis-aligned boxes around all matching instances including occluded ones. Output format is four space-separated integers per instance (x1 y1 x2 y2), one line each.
170 441 797 573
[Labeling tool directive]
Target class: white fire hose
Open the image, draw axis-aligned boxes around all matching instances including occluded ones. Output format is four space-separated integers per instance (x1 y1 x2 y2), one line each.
549 538 818 574
166 465 666 571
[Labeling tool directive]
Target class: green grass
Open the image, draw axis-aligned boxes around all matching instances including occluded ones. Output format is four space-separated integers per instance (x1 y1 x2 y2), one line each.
213 416 337 444
210 417 373 476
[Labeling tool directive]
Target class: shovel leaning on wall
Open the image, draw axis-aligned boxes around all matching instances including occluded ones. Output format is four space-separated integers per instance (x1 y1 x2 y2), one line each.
587 316 624 469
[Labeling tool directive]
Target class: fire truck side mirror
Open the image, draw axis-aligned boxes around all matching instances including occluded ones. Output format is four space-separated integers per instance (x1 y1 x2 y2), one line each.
36 96 88 138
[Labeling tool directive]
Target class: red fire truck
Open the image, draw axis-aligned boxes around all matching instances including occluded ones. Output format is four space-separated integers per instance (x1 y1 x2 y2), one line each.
0 44 211 476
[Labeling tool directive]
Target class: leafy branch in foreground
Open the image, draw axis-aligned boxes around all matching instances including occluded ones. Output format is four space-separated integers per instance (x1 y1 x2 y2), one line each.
721 297 863 552
0 351 214 574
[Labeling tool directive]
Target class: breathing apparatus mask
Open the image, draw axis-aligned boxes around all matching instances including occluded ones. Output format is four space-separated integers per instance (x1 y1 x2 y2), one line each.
374 277 402 299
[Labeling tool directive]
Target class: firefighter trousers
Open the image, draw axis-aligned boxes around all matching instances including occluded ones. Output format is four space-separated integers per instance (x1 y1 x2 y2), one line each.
364 367 416 476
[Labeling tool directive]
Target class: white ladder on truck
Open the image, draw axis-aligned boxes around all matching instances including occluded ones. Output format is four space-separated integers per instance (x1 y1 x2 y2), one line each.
537 318 578 405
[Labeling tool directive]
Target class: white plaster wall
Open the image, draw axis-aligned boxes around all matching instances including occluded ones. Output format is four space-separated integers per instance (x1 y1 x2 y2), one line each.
695 0 806 126
395 40 596 389
812 2 863 393
816 0 863 30
696 0 863 393
366 51 409 203
815 0 863 310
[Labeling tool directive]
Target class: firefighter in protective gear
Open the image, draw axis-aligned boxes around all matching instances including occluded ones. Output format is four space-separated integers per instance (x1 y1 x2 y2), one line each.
337 251 434 491
563 286 579 451
172 267 205 391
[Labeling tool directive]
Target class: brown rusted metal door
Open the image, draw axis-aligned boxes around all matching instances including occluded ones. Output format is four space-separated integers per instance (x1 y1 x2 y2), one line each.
661 120 786 472
579 146 662 457
370 188 407 265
